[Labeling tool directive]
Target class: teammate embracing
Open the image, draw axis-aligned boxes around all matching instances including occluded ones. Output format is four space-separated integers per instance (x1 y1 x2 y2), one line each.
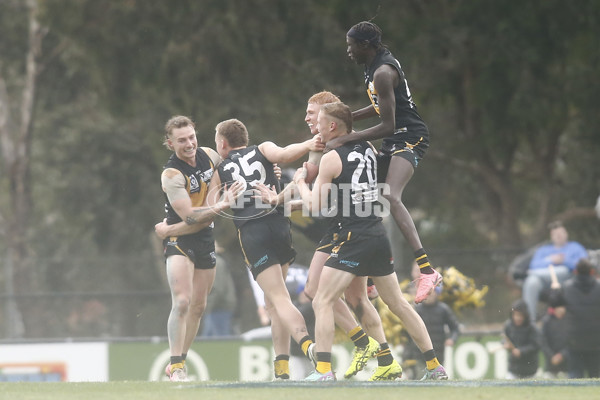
294 102 448 381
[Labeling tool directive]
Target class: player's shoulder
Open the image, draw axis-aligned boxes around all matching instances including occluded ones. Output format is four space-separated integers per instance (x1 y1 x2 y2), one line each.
162 167 182 180
322 148 341 162
199 146 221 166
161 168 186 189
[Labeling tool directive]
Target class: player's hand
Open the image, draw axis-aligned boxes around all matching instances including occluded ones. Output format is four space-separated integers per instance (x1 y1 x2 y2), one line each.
307 135 325 152
220 180 245 209
154 218 170 240
252 182 279 206
272 163 282 180
293 163 308 184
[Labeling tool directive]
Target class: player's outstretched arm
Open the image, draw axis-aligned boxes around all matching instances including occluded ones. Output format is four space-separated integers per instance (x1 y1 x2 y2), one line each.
252 181 304 211
258 135 324 164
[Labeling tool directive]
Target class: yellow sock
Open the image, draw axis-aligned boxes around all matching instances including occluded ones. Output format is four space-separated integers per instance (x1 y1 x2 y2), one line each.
426 357 441 370
348 326 362 337
316 361 332 374
301 339 313 356
274 359 290 377
171 362 184 370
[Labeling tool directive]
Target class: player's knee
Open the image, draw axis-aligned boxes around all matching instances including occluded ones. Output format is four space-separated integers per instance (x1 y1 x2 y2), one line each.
189 299 207 317
312 294 326 312
173 296 191 316
303 286 316 301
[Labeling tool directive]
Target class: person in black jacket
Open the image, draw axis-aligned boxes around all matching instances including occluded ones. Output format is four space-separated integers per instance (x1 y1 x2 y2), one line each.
503 299 541 379
402 286 460 379
415 287 460 365
549 258 600 378
539 305 568 378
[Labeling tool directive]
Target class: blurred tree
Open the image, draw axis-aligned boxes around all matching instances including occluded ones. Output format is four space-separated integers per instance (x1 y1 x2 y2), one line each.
0 0 46 337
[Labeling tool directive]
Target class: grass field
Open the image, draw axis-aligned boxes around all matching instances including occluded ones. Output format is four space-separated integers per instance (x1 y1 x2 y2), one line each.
1 380 599 400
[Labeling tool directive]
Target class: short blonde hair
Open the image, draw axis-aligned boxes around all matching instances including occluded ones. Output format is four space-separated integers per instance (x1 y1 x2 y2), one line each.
215 119 249 148
163 115 195 149
320 102 352 133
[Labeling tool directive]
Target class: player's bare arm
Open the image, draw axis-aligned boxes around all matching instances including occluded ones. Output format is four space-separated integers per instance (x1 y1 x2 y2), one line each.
252 181 304 212
351 104 377 121
293 152 341 214
156 170 243 239
258 135 324 164
327 65 398 150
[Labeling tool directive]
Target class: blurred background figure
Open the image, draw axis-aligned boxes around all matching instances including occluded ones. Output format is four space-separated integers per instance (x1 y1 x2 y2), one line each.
502 299 541 379
201 243 237 337
522 221 587 322
549 258 600 378
415 286 460 366
401 281 460 379
539 304 568 378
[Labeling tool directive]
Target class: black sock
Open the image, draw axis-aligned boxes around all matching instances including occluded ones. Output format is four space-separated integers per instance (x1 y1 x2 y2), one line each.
376 343 394 366
415 248 434 274
170 355 183 366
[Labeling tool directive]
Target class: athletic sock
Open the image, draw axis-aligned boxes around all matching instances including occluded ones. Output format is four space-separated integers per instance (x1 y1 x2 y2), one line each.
348 326 370 348
170 355 183 365
316 352 332 374
415 248 434 274
300 335 314 356
274 355 290 378
423 349 441 370
170 355 184 372
376 343 394 366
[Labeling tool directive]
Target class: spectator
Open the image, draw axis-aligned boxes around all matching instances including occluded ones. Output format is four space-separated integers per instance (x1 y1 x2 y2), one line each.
503 299 541 379
539 305 568 378
201 245 237 337
549 258 600 378
522 221 587 321
415 287 460 366
402 286 460 379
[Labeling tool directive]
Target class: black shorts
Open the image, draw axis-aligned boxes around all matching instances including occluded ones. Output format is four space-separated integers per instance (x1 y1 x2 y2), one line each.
324 225 394 277
238 214 297 280
378 127 429 183
163 236 216 270
315 224 340 254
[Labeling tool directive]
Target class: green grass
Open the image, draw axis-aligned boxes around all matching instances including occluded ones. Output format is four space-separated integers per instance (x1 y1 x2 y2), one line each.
1 380 599 400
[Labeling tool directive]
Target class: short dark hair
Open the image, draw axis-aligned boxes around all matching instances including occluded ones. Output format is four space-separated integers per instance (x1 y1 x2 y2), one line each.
575 258 595 276
547 220 564 231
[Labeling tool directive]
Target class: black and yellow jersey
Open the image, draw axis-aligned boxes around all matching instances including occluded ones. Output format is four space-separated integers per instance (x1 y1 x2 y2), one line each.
365 48 428 132
163 148 215 244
